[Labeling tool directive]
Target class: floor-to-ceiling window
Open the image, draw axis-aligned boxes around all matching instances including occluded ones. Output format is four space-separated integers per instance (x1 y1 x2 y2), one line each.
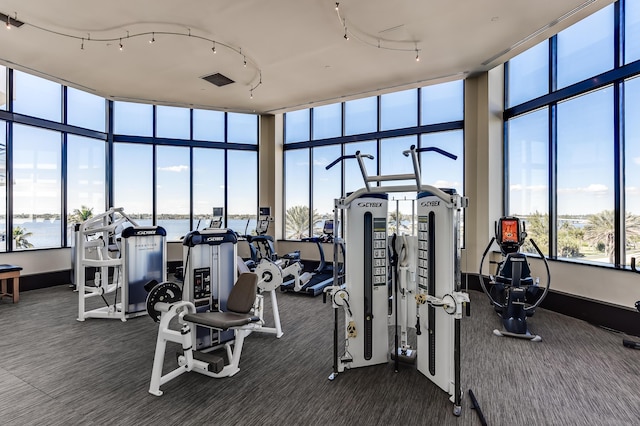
505 0 640 267
0 68 259 251
283 79 464 239
12 125 62 249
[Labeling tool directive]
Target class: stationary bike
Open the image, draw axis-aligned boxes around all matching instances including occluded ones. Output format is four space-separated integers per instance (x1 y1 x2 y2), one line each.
479 216 551 341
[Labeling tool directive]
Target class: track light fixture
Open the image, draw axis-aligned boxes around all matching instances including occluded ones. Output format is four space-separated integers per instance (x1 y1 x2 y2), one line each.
334 5 421 62
249 71 262 99
0 12 23 29
1 11 263 92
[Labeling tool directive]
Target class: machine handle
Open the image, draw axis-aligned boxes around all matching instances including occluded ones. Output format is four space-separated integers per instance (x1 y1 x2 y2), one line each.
402 145 457 160
325 151 374 170
524 238 551 312
478 237 501 309
416 146 457 160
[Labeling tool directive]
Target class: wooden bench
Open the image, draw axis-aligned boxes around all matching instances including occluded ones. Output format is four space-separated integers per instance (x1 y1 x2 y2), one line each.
0 264 22 303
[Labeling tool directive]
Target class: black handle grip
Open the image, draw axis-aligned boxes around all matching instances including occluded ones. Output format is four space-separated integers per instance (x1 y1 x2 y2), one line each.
416 146 457 160
325 154 357 170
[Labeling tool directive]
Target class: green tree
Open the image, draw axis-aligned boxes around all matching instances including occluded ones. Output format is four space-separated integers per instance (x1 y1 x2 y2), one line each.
520 212 583 258
69 205 94 223
521 212 548 254
558 221 584 258
285 205 321 239
584 210 640 263
13 226 34 249
388 210 411 235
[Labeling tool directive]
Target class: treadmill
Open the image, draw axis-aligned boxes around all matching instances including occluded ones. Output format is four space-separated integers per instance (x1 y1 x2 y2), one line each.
281 220 344 296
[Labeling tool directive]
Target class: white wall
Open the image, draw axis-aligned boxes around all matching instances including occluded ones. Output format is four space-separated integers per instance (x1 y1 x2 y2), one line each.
0 248 71 275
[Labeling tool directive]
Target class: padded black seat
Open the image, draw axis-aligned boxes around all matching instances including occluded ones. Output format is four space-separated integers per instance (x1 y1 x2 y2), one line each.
185 311 260 330
183 272 260 330
0 264 23 273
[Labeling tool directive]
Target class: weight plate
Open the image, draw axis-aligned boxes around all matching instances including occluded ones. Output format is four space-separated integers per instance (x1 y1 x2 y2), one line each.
146 281 182 322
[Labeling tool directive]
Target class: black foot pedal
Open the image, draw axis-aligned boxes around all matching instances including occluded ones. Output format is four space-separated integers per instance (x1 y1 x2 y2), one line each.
193 351 225 373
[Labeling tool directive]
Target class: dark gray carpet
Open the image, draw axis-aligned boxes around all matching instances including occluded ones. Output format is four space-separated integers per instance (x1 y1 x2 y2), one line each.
1 284 639 425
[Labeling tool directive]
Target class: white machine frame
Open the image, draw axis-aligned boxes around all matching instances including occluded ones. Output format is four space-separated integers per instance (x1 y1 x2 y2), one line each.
242 257 292 338
75 207 167 322
149 300 263 396
148 275 262 396
324 145 469 416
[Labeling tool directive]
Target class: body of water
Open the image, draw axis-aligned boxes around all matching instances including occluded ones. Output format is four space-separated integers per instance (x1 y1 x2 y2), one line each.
9 218 258 249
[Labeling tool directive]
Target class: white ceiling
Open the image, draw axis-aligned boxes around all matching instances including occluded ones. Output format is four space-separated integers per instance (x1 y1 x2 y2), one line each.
0 0 612 115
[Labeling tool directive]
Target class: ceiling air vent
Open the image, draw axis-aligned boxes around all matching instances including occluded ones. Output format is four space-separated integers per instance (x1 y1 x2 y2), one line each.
202 73 234 87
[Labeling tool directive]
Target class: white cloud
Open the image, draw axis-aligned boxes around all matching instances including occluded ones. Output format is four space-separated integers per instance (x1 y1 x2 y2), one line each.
633 156 640 165
158 165 188 173
584 183 608 193
557 184 609 194
433 179 460 188
510 184 546 192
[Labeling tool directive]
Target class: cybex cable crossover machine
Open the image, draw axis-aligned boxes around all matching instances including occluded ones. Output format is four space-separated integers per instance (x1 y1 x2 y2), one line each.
324 145 469 416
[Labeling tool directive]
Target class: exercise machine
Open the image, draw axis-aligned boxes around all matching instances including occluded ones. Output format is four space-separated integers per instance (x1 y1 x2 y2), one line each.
247 207 278 263
236 256 283 338
479 216 551 341
281 219 346 296
173 207 225 282
181 228 238 347
323 145 469 416
76 207 167 322
209 207 224 229
622 258 640 349
181 227 284 346
146 273 262 396
415 187 469 413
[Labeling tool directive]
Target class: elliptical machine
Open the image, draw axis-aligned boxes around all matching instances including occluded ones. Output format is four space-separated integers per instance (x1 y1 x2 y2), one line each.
479 216 550 341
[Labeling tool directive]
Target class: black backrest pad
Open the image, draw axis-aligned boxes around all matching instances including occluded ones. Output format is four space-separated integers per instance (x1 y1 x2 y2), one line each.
227 273 258 314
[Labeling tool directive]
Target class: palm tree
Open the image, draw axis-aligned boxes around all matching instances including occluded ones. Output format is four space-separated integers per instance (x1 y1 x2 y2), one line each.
584 210 640 263
286 205 321 239
13 226 34 249
69 205 94 223
388 210 411 235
